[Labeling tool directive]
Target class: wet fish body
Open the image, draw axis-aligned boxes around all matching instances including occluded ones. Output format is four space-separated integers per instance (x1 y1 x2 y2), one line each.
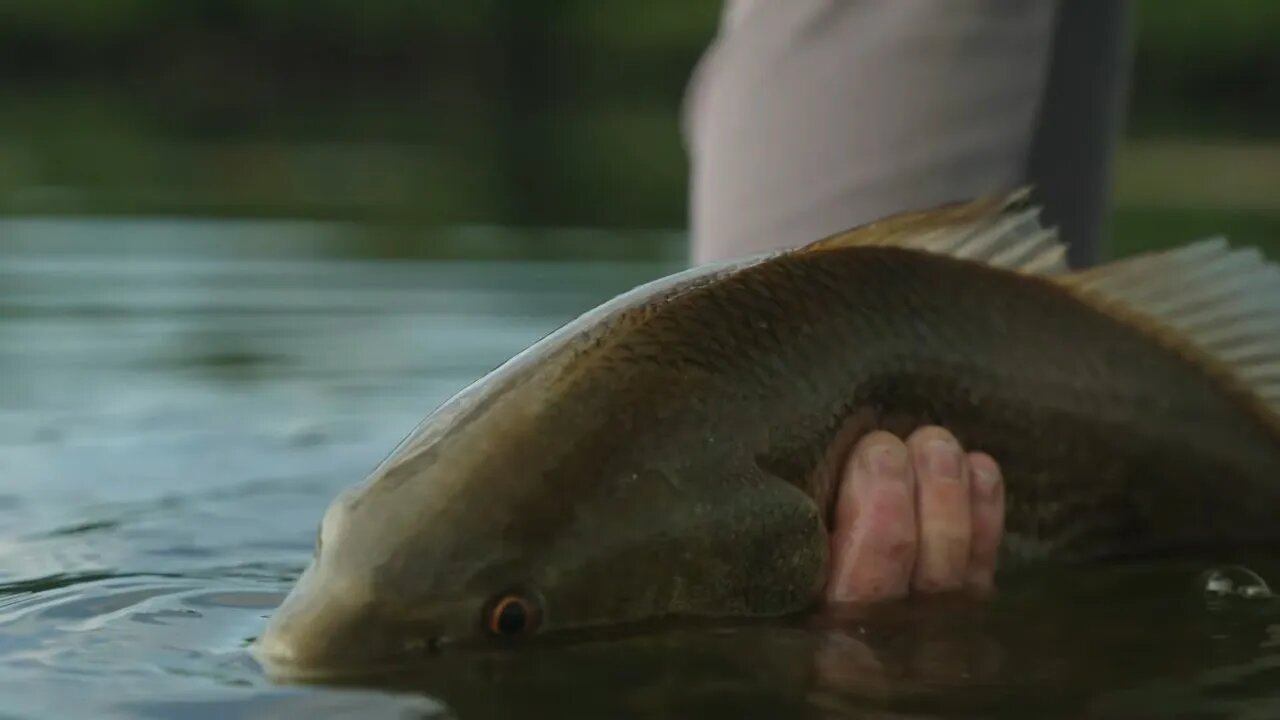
256 191 1280 671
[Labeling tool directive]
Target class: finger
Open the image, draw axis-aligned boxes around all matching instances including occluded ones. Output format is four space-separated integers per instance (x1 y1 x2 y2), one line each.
908 426 972 593
825 431 918 604
813 633 888 701
964 452 1005 595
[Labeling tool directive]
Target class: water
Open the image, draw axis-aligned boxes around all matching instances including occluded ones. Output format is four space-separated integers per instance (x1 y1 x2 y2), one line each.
3 220 1280 719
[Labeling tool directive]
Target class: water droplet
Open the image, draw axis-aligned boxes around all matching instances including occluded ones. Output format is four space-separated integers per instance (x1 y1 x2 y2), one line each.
1199 566 1273 599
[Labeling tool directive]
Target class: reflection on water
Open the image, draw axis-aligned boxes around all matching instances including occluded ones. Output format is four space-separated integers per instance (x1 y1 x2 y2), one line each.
2 219 1280 719
244 560 1280 720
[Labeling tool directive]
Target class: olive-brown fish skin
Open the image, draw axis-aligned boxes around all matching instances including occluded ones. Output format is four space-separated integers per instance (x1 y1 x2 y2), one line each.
559 244 1280 563
256 239 1280 674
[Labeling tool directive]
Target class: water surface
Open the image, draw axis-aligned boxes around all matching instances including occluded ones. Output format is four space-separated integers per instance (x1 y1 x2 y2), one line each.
2 221 1279 719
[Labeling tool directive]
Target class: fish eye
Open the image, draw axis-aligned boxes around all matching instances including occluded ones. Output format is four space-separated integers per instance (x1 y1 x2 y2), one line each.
484 592 541 638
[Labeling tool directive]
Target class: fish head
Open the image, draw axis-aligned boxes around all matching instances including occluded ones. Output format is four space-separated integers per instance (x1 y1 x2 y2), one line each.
252 420 561 675
254 388 828 677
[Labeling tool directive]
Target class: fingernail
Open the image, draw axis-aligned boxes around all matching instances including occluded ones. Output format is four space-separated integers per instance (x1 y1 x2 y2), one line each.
973 460 1000 497
866 443 906 481
926 438 961 481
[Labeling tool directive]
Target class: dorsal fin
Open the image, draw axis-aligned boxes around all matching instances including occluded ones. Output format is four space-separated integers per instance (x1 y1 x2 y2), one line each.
1056 239 1280 421
800 187 1070 276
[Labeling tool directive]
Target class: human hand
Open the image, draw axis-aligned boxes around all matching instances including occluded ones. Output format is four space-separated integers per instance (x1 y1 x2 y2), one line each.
824 426 1005 604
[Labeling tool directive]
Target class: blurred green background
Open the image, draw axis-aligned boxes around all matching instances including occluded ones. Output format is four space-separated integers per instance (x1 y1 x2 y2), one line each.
0 0 1275 260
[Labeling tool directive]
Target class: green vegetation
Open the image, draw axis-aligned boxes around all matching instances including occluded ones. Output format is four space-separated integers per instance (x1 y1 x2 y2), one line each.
1129 0 1279 137
0 0 1274 256
1112 207 1280 260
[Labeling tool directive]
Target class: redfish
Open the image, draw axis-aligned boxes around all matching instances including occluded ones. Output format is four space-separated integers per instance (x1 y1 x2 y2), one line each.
255 190 1280 673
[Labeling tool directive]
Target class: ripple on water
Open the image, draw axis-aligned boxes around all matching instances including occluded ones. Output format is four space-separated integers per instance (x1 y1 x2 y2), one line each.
0 574 275 655
0 568 316 715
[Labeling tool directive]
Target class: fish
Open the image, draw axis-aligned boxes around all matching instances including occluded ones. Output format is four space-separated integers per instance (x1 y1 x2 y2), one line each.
253 189 1280 675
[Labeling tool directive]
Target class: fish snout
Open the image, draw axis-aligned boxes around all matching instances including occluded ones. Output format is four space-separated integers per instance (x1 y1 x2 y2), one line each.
253 565 440 676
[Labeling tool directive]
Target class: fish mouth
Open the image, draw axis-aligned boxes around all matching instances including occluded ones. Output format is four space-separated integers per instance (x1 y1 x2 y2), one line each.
252 634 445 682
253 564 447 679
250 561 488 676
253 611 447 681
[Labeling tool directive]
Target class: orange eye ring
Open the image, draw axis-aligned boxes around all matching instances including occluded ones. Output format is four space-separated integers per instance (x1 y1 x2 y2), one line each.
485 593 541 638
